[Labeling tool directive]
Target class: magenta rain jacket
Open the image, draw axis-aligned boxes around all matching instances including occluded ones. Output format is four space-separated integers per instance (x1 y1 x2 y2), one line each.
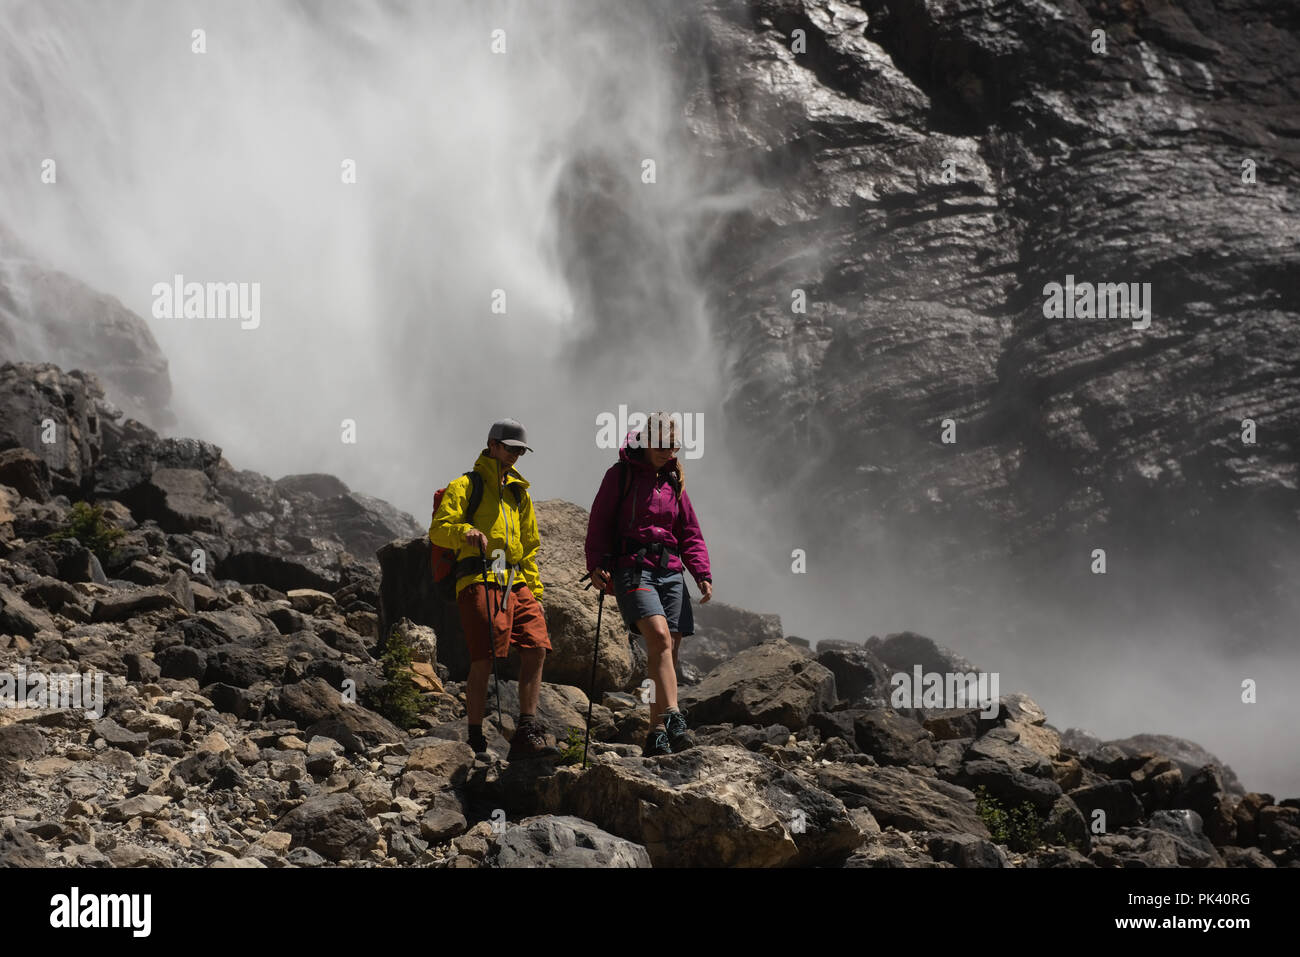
585 431 712 586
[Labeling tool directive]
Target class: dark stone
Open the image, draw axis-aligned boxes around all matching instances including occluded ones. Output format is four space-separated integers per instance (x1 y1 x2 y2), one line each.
275 793 379 862
1068 780 1146 832
93 717 148 756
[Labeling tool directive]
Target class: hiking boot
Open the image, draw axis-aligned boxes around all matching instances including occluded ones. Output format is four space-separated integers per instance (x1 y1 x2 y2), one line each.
643 727 672 757
467 727 489 758
507 717 560 761
662 709 695 753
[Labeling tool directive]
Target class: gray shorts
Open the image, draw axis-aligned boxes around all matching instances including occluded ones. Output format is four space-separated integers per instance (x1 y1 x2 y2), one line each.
614 566 694 637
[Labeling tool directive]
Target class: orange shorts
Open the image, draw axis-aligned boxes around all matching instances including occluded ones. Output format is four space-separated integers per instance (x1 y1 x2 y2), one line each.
456 583 552 662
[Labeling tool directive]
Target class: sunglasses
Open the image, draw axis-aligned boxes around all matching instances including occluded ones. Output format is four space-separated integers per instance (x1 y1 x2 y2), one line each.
495 441 526 456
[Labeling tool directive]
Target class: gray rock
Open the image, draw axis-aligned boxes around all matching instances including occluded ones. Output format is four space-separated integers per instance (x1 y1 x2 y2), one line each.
866 633 979 677
92 717 149 756
1068 780 1146 831
960 759 1063 815
491 815 651 868
0 583 58 636
103 794 170 823
0 725 47 762
816 644 893 704
965 727 1051 776
842 830 949 869
679 639 837 729
679 599 784 674
1174 766 1238 846
269 677 403 753
91 585 183 623
1144 809 1223 867
816 763 988 837
536 744 862 867
925 831 1009 868
1105 733 1245 797
1221 846 1275 868
0 362 105 495
850 709 937 767
275 793 379 862
418 789 468 844
0 448 50 501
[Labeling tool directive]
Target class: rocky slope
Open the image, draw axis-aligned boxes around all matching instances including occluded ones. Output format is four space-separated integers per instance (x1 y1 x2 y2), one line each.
2 360 1295 868
570 0 1298 623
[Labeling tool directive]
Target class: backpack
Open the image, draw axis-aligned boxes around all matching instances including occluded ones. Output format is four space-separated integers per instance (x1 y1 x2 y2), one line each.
431 470 522 601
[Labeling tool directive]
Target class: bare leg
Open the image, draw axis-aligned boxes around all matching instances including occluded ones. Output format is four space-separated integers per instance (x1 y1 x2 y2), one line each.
466 658 492 726
636 615 676 728
518 647 546 716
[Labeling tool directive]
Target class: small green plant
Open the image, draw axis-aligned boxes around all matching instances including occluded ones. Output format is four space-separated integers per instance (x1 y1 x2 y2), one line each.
974 786 1045 852
362 623 433 730
48 501 126 563
557 727 586 766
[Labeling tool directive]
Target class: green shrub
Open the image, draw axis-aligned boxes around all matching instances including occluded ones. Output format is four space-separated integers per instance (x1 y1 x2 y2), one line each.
974 786 1045 852
48 501 126 563
362 622 432 730
557 727 586 766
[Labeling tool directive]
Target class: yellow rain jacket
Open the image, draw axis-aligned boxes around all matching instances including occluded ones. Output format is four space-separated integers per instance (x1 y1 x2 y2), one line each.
429 452 543 601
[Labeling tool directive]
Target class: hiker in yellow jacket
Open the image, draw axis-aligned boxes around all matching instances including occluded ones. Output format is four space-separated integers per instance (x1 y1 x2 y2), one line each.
429 418 556 760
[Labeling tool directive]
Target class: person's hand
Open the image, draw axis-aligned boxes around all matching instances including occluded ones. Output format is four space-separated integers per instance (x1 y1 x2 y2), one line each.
465 528 489 554
699 580 713 604
591 568 613 594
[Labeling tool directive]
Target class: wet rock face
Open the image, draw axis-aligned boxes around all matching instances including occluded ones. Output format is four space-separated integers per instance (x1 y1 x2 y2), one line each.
664 0 1299 615
0 258 174 429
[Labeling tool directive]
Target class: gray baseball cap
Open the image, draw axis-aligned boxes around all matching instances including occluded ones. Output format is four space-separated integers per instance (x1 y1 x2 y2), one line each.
488 418 533 452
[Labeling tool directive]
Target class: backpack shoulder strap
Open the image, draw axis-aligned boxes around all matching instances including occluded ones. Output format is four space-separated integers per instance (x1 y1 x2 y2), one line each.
464 471 485 523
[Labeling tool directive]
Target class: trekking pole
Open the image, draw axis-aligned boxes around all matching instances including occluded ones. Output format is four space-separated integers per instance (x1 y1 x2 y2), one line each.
579 570 606 769
479 544 504 731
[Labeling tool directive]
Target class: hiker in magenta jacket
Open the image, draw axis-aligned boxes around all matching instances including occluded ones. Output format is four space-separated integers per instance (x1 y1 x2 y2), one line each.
585 413 712 756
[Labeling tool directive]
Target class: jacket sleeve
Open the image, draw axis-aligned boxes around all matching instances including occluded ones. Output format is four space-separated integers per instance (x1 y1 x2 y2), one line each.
584 465 621 574
673 488 711 585
429 476 472 550
518 490 543 601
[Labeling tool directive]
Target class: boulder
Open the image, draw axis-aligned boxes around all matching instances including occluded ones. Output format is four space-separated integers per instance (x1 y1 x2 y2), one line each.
268 677 403 752
0 448 50 501
0 725 48 762
91 585 183 622
1068 780 1146 831
533 499 635 691
865 632 978 676
815 764 989 838
680 598 784 674
491 815 651 868
538 745 862 867
275 793 379 862
815 643 893 704
119 467 234 534
680 639 837 729
0 362 104 495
